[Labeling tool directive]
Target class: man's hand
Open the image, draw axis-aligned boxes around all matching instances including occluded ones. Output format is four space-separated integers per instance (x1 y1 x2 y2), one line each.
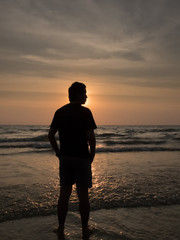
89 153 95 163
48 127 60 157
86 129 96 163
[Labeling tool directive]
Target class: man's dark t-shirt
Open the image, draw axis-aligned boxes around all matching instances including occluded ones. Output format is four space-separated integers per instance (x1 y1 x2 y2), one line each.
50 103 97 158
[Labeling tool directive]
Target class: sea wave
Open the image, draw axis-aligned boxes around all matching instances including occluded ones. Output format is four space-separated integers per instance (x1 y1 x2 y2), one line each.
97 147 180 152
0 146 180 156
103 139 167 145
146 128 180 133
0 133 179 145
0 188 179 223
0 134 49 143
0 126 180 154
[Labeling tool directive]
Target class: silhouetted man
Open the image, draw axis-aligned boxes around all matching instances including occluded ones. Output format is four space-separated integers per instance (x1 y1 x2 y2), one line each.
48 82 97 239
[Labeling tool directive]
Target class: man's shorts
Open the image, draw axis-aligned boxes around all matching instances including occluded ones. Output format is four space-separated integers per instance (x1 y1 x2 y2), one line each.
59 156 92 188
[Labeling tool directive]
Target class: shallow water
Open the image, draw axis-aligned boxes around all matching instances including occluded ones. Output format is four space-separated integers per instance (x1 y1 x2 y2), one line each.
0 151 180 223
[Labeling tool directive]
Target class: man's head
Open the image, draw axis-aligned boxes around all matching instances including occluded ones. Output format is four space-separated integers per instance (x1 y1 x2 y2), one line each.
68 82 87 104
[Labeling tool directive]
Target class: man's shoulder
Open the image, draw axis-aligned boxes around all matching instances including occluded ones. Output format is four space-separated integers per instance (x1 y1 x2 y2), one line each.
80 105 91 112
79 106 94 117
55 104 70 113
55 104 92 116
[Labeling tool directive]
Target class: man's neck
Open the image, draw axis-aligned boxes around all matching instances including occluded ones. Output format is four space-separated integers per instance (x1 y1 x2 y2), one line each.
70 101 82 105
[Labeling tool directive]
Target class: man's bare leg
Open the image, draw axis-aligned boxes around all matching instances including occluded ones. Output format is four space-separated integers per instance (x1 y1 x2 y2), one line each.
77 186 92 239
57 185 72 237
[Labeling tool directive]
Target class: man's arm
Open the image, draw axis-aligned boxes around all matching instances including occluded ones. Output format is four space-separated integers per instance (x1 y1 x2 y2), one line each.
48 127 60 157
86 129 96 163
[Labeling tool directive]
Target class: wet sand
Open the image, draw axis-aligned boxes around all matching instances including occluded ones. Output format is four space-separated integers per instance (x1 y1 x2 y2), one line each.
0 205 180 240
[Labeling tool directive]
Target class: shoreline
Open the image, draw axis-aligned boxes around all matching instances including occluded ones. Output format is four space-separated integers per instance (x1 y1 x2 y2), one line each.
0 206 180 240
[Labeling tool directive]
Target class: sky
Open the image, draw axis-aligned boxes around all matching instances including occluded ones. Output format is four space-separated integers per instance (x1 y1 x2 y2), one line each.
0 0 180 125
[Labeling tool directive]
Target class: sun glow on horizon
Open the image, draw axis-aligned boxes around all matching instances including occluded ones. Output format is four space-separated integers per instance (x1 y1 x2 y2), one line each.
0 1 180 125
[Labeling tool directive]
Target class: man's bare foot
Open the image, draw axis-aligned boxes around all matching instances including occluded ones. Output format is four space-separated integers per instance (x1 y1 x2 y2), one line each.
53 227 65 239
82 227 94 240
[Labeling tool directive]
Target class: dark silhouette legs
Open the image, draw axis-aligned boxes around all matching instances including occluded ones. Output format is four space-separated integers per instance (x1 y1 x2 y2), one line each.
57 185 72 237
77 186 90 237
57 185 91 239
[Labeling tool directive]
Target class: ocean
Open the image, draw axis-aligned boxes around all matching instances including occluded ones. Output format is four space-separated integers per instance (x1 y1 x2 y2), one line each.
0 125 180 240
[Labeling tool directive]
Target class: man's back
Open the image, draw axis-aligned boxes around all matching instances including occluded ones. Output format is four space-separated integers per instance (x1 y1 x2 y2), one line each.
50 103 96 157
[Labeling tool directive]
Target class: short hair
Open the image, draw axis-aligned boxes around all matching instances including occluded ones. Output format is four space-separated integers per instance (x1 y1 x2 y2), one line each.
68 82 86 102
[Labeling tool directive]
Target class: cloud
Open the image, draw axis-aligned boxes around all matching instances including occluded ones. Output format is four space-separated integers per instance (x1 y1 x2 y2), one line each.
0 0 180 88
0 90 65 102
